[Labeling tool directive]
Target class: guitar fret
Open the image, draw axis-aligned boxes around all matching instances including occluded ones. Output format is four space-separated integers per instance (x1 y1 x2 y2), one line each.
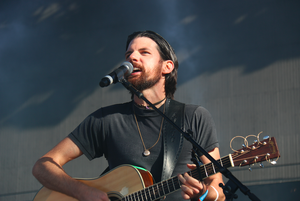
213 163 216 173
129 194 133 201
190 170 193 178
144 188 149 201
167 180 171 194
162 180 170 195
171 177 176 191
132 191 138 201
203 164 208 177
141 189 146 201
138 191 143 201
150 186 156 200
151 185 157 200
207 163 213 176
147 187 153 200
150 188 154 200
159 182 165 196
154 183 160 198
167 179 175 192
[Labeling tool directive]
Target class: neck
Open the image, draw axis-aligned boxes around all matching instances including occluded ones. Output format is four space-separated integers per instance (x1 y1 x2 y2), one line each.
133 94 166 109
133 77 167 108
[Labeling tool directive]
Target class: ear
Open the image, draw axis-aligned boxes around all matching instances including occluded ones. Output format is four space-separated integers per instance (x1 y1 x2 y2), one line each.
162 60 174 75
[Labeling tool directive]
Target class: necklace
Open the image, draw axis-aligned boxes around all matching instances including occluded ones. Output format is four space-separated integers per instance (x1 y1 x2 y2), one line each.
135 97 166 109
133 102 165 156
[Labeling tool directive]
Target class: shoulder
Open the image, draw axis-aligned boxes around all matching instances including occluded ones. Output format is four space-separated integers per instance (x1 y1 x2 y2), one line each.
185 104 212 117
90 101 132 117
171 99 211 117
171 100 215 126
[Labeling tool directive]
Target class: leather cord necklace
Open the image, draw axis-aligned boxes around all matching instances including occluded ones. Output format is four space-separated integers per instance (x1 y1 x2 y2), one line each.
133 99 166 156
135 97 166 109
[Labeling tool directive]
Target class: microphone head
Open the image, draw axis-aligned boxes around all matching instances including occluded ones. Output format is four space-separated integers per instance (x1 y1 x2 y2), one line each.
121 61 133 75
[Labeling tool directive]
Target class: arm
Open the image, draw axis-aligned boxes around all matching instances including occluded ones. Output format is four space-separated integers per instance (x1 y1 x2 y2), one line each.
179 148 225 201
32 137 109 201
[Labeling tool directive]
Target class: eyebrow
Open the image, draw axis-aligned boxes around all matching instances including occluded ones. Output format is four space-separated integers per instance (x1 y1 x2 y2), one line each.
125 47 151 57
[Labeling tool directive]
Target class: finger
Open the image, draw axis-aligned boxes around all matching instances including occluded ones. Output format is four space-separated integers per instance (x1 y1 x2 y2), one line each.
180 183 194 198
180 173 203 196
186 163 197 170
178 174 195 198
181 187 192 200
183 173 203 190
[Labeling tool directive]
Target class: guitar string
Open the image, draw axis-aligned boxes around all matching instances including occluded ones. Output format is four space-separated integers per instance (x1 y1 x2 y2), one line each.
123 153 273 201
124 174 183 200
124 158 228 201
123 157 232 201
125 142 275 201
125 145 272 200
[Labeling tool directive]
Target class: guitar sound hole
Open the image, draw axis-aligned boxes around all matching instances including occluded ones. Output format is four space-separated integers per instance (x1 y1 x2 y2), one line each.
108 192 122 201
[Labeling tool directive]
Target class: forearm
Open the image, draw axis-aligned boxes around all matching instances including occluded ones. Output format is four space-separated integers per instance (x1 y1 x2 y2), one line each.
32 157 91 200
196 177 225 201
188 175 225 201
204 182 224 201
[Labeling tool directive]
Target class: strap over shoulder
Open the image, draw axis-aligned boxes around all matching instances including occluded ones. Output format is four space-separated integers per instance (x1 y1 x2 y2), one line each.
161 99 185 181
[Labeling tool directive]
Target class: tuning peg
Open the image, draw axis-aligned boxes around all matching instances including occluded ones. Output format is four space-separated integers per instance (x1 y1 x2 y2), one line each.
263 136 270 140
254 140 258 143
259 163 264 168
249 166 252 171
270 160 277 165
242 144 246 148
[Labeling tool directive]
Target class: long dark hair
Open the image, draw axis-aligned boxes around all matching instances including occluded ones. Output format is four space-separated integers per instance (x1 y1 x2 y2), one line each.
126 31 178 99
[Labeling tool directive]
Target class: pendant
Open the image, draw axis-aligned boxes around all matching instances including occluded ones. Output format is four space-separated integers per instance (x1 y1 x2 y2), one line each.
143 150 150 156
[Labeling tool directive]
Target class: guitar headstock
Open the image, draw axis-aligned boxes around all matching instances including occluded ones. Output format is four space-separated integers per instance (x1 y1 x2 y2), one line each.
231 137 280 167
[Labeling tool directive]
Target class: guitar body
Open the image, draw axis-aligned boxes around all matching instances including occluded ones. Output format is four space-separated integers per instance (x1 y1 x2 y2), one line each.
33 137 280 201
33 165 154 201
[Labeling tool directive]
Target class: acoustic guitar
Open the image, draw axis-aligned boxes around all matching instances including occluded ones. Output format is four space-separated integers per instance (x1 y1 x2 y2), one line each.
33 137 280 201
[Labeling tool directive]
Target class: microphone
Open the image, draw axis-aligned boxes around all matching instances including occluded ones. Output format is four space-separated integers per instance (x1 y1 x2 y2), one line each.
99 61 133 87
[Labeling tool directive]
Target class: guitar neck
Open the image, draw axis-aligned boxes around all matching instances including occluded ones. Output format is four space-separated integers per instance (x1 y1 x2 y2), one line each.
123 155 233 201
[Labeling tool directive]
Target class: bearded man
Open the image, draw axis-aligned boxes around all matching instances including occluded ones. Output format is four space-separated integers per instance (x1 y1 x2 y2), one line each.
33 30 225 201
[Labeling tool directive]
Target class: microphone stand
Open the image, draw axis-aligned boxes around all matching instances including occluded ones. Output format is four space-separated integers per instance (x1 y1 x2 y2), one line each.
119 78 261 201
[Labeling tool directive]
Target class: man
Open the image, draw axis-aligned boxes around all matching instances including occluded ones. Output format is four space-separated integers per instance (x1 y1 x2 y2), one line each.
32 30 225 201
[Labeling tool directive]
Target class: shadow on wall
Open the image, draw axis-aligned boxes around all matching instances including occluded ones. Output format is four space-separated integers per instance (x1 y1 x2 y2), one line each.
0 0 299 129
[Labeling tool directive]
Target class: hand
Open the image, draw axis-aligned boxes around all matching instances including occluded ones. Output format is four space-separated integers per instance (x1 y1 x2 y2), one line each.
178 164 206 200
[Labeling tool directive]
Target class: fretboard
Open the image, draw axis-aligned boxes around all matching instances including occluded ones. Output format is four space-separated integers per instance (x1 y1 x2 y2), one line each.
123 154 233 201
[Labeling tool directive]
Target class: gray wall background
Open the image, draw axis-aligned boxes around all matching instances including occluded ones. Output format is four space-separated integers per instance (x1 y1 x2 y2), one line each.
0 0 299 200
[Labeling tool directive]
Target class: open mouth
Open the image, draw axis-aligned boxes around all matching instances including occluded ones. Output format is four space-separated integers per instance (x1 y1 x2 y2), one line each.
132 67 142 73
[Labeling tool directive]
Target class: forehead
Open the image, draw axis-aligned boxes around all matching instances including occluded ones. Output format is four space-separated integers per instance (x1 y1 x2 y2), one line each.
127 37 158 50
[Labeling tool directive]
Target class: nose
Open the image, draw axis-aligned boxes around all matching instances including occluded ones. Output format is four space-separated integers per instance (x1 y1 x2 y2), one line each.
127 51 139 62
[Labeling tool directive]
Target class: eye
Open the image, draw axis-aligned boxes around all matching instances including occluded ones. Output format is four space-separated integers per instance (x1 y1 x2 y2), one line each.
141 51 150 55
125 52 131 59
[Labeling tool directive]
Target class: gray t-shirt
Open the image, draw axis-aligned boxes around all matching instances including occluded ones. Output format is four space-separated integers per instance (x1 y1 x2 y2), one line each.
69 100 219 200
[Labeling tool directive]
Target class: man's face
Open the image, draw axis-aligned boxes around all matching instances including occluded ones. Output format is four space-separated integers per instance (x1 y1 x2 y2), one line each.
125 37 163 91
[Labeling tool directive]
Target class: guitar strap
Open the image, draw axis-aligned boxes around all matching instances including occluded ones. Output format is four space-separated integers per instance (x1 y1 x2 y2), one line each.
101 99 185 179
161 99 185 181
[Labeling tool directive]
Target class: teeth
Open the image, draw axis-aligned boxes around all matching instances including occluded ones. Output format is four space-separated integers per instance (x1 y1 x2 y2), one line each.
133 67 141 72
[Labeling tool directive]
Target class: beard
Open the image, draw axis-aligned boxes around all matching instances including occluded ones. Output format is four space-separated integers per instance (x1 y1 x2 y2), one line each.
127 63 162 91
